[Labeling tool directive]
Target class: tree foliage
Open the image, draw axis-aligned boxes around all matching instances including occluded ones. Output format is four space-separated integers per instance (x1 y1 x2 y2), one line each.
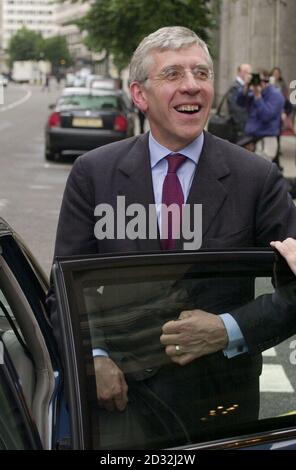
78 0 216 70
43 36 72 71
8 27 72 69
8 28 44 63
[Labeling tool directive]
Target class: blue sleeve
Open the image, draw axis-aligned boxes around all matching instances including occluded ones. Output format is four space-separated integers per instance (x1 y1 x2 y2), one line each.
253 93 284 123
219 313 248 358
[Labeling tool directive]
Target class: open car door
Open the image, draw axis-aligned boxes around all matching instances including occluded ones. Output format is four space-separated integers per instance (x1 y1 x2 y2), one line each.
52 249 296 450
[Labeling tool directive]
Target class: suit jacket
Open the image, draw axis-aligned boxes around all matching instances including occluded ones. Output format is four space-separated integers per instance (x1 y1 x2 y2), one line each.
51 131 296 382
227 79 248 132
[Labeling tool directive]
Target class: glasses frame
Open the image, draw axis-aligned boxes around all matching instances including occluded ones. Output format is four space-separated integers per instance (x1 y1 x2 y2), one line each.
145 64 214 85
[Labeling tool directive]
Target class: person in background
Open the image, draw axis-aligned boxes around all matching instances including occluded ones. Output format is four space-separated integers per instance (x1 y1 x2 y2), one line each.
270 67 294 121
270 67 294 161
42 73 50 91
227 63 252 139
237 69 285 168
56 71 62 89
270 67 289 98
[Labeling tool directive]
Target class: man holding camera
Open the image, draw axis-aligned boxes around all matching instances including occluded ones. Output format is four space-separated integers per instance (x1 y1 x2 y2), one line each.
237 69 285 160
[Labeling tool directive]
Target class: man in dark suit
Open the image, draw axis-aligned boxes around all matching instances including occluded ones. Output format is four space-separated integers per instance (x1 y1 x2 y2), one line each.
227 63 252 138
50 26 296 447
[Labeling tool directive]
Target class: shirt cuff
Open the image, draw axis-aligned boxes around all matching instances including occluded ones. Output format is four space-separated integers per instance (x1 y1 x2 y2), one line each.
219 313 248 358
92 348 109 358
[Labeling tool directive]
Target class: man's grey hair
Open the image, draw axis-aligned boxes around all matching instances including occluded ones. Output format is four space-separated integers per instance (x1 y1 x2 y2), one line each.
128 26 213 86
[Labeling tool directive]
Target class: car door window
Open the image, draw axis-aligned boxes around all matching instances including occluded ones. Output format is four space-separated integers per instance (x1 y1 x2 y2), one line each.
0 288 35 405
58 95 121 110
53 251 296 449
0 367 34 449
0 249 55 449
0 284 40 449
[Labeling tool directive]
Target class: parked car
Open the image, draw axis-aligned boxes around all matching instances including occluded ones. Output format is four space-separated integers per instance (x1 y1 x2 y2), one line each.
45 87 135 161
1 216 296 450
85 75 121 90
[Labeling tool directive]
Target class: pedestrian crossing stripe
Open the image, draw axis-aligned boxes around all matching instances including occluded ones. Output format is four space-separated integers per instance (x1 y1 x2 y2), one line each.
260 364 294 393
262 347 277 357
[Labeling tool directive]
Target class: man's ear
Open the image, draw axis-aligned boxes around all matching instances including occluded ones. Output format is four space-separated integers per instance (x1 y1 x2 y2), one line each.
130 81 148 113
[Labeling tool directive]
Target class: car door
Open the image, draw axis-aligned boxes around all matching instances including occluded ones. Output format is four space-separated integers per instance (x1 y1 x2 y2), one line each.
0 226 64 449
52 249 296 450
0 341 42 449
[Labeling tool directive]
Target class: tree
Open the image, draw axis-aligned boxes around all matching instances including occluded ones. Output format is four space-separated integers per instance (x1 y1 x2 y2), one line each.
8 27 72 71
8 27 44 64
78 0 217 70
43 36 72 72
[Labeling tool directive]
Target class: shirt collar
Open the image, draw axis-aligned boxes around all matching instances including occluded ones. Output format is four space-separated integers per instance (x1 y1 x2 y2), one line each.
236 76 244 86
149 131 204 169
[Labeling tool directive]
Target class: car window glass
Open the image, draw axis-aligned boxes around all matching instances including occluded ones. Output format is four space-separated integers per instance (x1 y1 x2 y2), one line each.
0 289 26 345
0 368 33 449
58 95 121 111
59 255 296 449
0 290 15 322
0 286 35 412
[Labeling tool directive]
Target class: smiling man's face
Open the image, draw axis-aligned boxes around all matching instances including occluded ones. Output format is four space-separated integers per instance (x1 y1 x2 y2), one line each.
130 44 214 151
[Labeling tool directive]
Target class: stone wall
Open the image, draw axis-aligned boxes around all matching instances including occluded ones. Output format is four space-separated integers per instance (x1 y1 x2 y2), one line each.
215 0 296 102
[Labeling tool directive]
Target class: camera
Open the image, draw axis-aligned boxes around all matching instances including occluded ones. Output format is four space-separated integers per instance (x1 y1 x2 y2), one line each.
249 73 261 86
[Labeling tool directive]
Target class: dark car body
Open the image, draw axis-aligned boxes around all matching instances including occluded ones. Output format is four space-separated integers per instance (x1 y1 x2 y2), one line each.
1 216 296 451
45 87 135 161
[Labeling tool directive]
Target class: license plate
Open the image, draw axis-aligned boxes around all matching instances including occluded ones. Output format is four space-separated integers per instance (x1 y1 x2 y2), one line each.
72 117 103 128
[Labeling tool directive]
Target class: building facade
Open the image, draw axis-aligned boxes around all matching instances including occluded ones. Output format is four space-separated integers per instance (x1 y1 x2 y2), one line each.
216 0 296 100
1 0 57 50
54 0 91 66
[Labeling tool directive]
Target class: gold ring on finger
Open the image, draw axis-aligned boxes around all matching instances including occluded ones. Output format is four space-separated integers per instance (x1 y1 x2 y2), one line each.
175 344 181 355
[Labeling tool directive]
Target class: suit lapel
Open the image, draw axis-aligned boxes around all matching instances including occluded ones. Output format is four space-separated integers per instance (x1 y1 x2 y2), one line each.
115 132 230 252
117 133 161 252
184 132 230 241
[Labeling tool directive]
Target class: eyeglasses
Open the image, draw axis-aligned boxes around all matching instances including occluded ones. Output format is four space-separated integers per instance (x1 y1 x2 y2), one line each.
147 65 214 84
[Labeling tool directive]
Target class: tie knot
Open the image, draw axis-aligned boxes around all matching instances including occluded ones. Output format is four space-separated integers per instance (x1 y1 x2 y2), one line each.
166 153 187 173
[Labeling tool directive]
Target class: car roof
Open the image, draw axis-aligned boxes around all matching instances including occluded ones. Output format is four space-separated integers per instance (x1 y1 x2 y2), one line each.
61 87 122 97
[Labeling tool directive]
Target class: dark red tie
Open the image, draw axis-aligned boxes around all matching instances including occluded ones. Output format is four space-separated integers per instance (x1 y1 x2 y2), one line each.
161 154 187 250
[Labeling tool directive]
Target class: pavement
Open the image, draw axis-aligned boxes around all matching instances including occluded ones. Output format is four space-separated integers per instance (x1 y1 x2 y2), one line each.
256 135 296 178
281 136 296 178
253 135 296 199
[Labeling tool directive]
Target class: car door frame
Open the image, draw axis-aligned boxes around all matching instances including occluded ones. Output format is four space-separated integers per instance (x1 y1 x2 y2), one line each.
0 228 63 449
0 342 43 449
52 248 296 450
